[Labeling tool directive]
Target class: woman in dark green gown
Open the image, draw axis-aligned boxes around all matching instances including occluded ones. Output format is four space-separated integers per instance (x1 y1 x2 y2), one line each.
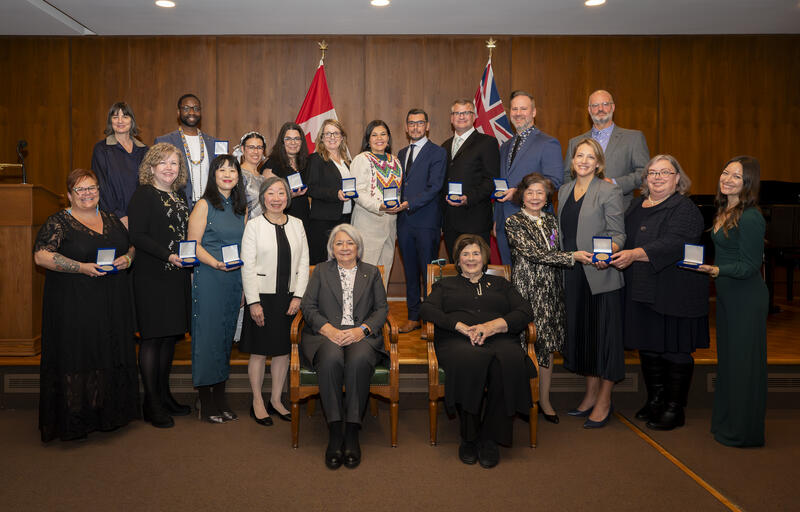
699 156 767 447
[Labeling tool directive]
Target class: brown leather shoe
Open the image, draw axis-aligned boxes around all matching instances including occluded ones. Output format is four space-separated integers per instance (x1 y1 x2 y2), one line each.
399 320 421 333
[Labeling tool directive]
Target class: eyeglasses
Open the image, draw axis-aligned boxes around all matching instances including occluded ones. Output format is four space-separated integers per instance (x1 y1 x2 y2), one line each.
588 102 614 109
647 169 677 178
407 120 427 127
73 185 99 194
244 145 264 151
284 137 303 144
322 132 342 140
450 111 475 118
180 105 201 113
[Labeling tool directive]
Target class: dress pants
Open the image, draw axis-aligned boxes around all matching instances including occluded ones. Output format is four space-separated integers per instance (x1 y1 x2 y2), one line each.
397 222 440 321
311 337 380 424
458 358 513 445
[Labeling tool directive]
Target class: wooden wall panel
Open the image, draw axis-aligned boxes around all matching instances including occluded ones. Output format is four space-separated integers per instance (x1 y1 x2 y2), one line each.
0 38 70 194
510 36 660 167
659 36 800 193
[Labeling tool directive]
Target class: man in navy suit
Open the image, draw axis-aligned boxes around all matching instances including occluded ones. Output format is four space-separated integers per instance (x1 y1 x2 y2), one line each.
396 109 447 333
494 90 563 265
155 93 221 209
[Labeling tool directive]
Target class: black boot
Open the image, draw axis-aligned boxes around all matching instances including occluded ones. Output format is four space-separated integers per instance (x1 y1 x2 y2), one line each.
159 338 191 416
325 421 344 470
635 352 666 421
647 360 694 431
343 422 361 469
140 339 174 428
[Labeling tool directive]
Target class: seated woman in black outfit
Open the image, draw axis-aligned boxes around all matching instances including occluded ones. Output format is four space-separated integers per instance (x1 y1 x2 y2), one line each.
128 142 194 428
420 234 535 469
305 119 353 264
610 155 709 431
262 122 310 230
300 224 388 470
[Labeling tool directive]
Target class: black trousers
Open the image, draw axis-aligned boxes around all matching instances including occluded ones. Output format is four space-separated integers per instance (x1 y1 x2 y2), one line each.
458 358 514 445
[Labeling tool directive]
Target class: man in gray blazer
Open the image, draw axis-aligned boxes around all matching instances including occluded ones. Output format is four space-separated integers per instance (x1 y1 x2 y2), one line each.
563 90 649 209
155 93 221 209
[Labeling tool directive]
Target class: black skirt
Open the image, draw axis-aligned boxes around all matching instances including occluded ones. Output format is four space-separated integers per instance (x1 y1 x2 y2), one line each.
239 292 294 357
624 298 709 353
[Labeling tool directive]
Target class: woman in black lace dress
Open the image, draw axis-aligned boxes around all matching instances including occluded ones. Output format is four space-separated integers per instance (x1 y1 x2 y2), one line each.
33 168 138 442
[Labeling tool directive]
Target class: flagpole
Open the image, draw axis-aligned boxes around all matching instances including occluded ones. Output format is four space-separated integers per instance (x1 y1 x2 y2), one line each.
485 37 496 62
318 40 328 63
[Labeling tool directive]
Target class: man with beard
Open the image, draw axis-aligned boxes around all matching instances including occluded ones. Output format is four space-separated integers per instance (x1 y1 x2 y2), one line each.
493 90 563 265
395 108 447 333
155 94 221 208
563 89 650 209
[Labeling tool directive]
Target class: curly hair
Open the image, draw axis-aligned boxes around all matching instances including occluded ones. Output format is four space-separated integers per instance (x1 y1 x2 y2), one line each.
138 143 188 192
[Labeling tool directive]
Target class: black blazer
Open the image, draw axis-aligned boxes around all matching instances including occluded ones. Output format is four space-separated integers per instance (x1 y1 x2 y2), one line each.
441 131 500 234
306 153 351 221
623 194 708 317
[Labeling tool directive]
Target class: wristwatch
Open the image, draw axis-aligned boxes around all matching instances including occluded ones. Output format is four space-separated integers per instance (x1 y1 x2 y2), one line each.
360 325 372 336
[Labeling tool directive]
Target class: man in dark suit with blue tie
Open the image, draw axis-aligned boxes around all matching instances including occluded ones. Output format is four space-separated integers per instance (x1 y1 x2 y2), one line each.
396 109 447 333
155 93 222 209
494 90 563 265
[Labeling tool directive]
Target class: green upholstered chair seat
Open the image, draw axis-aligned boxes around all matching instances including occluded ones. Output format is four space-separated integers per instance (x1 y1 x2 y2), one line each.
299 365 391 386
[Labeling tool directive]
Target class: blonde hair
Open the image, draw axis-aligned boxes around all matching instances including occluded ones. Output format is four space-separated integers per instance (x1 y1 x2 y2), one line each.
315 119 351 166
138 143 188 192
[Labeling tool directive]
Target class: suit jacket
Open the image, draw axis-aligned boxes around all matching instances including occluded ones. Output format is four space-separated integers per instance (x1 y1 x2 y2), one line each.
495 128 563 264
154 129 220 208
300 260 389 355
240 215 310 304
397 139 447 230
562 125 649 207
306 153 352 221
557 177 626 294
441 131 500 234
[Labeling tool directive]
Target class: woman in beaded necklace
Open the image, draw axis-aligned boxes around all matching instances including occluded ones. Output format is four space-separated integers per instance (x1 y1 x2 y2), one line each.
349 120 405 287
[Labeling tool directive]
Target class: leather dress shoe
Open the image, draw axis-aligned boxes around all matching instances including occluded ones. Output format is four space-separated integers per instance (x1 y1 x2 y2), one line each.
344 449 361 469
477 440 500 469
539 407 560 424
250 405 273 426
583 405 614 429
399 320 421 333
196 399 226 424
221 409 238 421
267 401 291 422
567 406 594 417
325 447 344 470
458 440 478 465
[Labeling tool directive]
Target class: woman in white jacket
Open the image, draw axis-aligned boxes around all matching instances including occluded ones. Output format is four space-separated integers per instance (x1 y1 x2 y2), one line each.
240 176 309 425
350 120 404 287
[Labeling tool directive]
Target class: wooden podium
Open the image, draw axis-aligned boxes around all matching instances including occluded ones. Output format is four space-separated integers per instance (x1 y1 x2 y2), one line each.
0 184 63 355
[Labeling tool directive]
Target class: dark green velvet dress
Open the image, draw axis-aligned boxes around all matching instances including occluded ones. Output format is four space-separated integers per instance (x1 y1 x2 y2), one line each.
710 207 767 447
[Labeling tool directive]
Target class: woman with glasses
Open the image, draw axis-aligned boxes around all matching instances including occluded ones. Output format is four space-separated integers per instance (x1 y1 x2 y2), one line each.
91 101 148 228
235 131 268 219
262 122 310 232
306 119 353 264
350 120 404 286
33 168 138 442
698 156 767 447
610 155 709 431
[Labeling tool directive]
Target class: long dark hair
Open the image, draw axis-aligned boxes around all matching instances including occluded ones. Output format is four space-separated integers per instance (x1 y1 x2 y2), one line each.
202 155 247 217
104 101 140 137
267 122 308 172
360 119 392 154
714 155 761 236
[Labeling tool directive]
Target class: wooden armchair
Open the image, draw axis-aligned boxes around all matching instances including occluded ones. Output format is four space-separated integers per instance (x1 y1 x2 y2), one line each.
289 265 399 448
424 263 540 447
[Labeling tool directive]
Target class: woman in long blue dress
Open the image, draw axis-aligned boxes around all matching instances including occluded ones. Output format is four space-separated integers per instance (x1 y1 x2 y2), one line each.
699 156 768 447
187 155 247 423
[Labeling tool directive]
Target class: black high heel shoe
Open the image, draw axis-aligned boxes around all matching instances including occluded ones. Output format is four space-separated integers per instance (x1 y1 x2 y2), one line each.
538 406 560 424
583 405 614 429
267 401 291 422
250 405 273 426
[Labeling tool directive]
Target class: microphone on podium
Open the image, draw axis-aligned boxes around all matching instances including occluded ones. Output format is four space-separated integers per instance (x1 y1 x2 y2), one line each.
16 139 27 184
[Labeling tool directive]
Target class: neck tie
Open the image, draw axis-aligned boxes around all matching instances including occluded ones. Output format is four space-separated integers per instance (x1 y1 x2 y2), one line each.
401 145 414 201
406 144 415 172
452 136 463 156
509 136 521 166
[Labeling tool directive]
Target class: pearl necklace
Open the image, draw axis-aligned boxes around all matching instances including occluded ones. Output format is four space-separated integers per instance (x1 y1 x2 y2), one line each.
646 194 671 207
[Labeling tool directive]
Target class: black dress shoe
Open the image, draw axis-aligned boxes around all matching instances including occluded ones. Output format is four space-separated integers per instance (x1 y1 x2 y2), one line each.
250 405 273 426
143 401 175 429
539 407 560 424
477 440 500 469
266 401 291 422
163 396 192 416
221 409 238 421
344 449 361 469
583 405 614 429
567 406 594 417
325 448 344 470
458 440 478 465
196 399 227 424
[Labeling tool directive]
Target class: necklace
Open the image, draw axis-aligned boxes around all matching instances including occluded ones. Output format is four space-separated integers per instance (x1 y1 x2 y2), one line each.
646 194 671 207
178 125 205 166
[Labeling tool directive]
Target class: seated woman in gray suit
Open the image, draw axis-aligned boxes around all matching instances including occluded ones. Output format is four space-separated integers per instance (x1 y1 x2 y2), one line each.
299 224 388 470
558 138 626 429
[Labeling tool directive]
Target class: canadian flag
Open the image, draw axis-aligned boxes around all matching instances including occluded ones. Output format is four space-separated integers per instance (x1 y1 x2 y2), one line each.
295 60 339 152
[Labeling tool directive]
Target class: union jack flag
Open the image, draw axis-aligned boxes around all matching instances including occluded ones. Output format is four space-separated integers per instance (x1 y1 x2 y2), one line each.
473 59 513 146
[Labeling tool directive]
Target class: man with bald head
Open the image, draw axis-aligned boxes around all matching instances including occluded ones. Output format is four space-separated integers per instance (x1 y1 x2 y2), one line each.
563 90 650 208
